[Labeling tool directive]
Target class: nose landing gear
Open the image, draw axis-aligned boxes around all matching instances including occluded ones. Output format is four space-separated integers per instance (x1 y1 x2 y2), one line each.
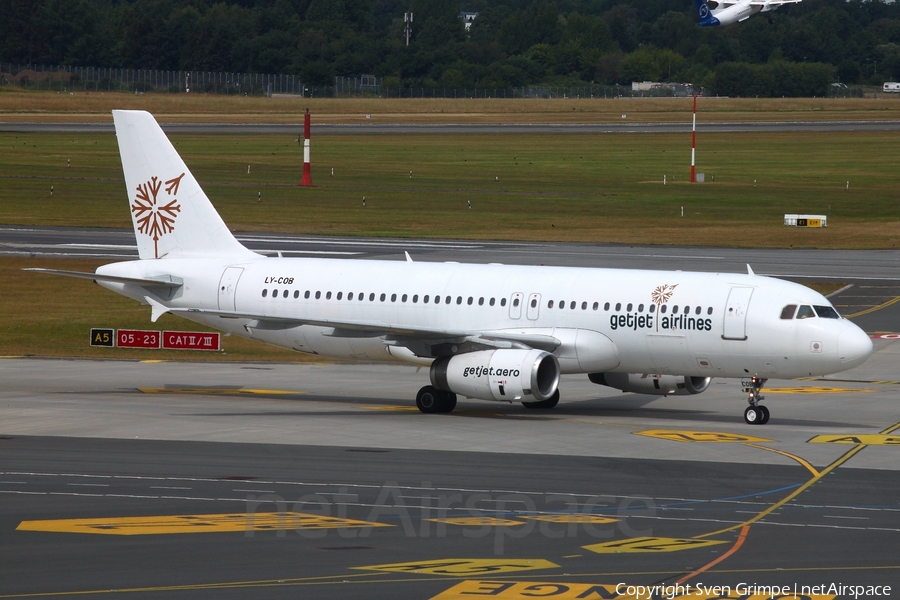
742 377 770 424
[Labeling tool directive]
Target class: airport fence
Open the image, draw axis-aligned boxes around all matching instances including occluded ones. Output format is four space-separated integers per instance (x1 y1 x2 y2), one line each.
0 63 700 99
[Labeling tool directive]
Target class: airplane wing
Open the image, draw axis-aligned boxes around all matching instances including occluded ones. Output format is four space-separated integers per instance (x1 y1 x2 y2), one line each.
164 305 561 354
748 0 801 4
24 268 183 288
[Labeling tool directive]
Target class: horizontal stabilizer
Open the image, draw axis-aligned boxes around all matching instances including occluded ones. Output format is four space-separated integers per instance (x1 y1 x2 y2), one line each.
24 268 183 288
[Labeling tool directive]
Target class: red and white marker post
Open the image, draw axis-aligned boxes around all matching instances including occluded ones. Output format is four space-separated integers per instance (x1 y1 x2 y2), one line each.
690 95 697 183
301 108 312 186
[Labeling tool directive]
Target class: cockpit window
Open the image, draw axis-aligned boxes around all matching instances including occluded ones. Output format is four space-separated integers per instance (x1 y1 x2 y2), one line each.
780 304 797 320
796 305 816 319
813 305 841 319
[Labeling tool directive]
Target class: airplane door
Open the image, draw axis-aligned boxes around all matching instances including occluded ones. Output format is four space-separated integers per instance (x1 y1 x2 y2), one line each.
526 293 541 320
722 286 753 340
509 292 524 319
218 267 244 311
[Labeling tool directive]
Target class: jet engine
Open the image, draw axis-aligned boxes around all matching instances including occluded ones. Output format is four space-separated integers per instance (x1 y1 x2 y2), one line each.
431 349 560 402
589 373 711 396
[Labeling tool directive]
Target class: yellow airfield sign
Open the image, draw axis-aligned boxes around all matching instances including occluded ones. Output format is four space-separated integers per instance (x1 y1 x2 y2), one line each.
355 558 558 576
635 430 773 443
17 512 389 535
583 536 727 553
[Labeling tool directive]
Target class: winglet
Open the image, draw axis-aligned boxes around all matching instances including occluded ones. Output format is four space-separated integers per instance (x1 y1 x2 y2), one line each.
144 296 170 323
405 251 413 263
747 264 755 276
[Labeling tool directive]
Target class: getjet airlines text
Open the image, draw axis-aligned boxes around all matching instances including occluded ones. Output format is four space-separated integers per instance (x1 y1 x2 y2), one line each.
610 312 713 331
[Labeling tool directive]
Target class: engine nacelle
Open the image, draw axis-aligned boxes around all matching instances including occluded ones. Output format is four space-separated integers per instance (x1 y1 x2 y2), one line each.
431 349 560 402
589 373 711 396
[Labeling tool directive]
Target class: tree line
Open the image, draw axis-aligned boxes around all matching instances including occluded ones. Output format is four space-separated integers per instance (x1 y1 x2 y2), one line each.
1 0 899 97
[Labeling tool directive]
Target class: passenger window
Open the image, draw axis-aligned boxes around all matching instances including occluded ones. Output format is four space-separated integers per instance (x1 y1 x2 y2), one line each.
604 302 610 311
412 294 417 303
445 296 452 304
501 298 507 307
814 305 841 319
796 305 816 319
273 289 279 297
315 291 321 299
283 290 289 298
423 295 430 303
380 293 386 302
559 301 565 309
638 304 644 312
530 298 536 308
570 301 576 310
615 303 621 311
262 289 267 298
305 290 310 299
469 297 474 305
348 292 354 301
661 305 667 314
490 298 496 306
707 307 713 315
512 298 519 307
695 306 701 315
369 293 375 301
582 301 587 310
456 296 462 305
593 302 598 310
683 305 690 314
780 305 797 320
391 294 397 302
478 297 484 306
626 303 633 311
649 304 656 313
336 292 342 300
293 290 299 299
326 291 332 300
672 305 679 314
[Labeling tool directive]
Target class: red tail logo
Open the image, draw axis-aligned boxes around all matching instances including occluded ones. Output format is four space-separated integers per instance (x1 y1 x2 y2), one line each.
131 173 184 258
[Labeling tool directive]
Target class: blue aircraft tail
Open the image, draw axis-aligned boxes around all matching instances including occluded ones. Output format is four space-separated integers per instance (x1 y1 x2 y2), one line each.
693 0 720 26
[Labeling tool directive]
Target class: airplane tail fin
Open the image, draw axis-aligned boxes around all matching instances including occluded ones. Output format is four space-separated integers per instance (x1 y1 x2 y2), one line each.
693 0 720 26
112 110 258 260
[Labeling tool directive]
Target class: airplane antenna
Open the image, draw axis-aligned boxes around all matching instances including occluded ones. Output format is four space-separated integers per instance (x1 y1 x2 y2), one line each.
405 251 413 263
747 264 755 275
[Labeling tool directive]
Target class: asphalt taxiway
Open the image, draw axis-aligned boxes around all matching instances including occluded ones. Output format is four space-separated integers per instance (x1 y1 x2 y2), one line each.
2 232 900 598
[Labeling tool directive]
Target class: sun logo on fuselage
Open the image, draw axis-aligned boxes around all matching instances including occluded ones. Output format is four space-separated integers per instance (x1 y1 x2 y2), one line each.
651 284 678 331
131 173 184 258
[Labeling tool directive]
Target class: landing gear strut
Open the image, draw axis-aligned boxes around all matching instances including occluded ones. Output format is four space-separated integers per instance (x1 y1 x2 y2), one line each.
416 385 457 414
742 377 770 425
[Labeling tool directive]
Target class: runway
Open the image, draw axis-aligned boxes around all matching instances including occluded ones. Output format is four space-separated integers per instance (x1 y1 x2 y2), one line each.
3 121 900 135
3 229 900 597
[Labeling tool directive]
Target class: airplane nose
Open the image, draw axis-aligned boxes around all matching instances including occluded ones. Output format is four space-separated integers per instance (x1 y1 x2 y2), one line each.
838 326 873 368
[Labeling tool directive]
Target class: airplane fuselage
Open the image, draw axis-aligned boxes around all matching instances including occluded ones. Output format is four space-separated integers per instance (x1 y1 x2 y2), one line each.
96 256 870 381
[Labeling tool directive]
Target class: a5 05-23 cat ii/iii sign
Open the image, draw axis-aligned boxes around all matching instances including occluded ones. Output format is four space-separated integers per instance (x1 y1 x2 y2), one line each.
91 328 219 351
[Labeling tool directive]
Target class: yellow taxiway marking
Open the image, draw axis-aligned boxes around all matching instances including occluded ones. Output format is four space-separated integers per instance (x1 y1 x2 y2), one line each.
845 295 900 318
16 512 389 535
354 559 557 576
528 515 617 524
583 536 727 554
741 443 820 476
430 581 837 600
765 387 875 394
138 387 305 396
635 430 773 443
427 517 525 527
808 434 900 445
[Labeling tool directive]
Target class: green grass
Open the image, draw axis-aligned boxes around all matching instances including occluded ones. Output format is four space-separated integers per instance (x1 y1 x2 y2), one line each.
2 130 899 248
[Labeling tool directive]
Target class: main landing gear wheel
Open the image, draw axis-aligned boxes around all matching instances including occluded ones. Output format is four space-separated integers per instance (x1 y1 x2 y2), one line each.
741 376 770 425
416 386 457 414
522 389 560 410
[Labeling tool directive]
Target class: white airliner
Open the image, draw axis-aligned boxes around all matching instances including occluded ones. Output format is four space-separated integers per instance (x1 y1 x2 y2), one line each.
29 110 872 425
694 0 802 26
